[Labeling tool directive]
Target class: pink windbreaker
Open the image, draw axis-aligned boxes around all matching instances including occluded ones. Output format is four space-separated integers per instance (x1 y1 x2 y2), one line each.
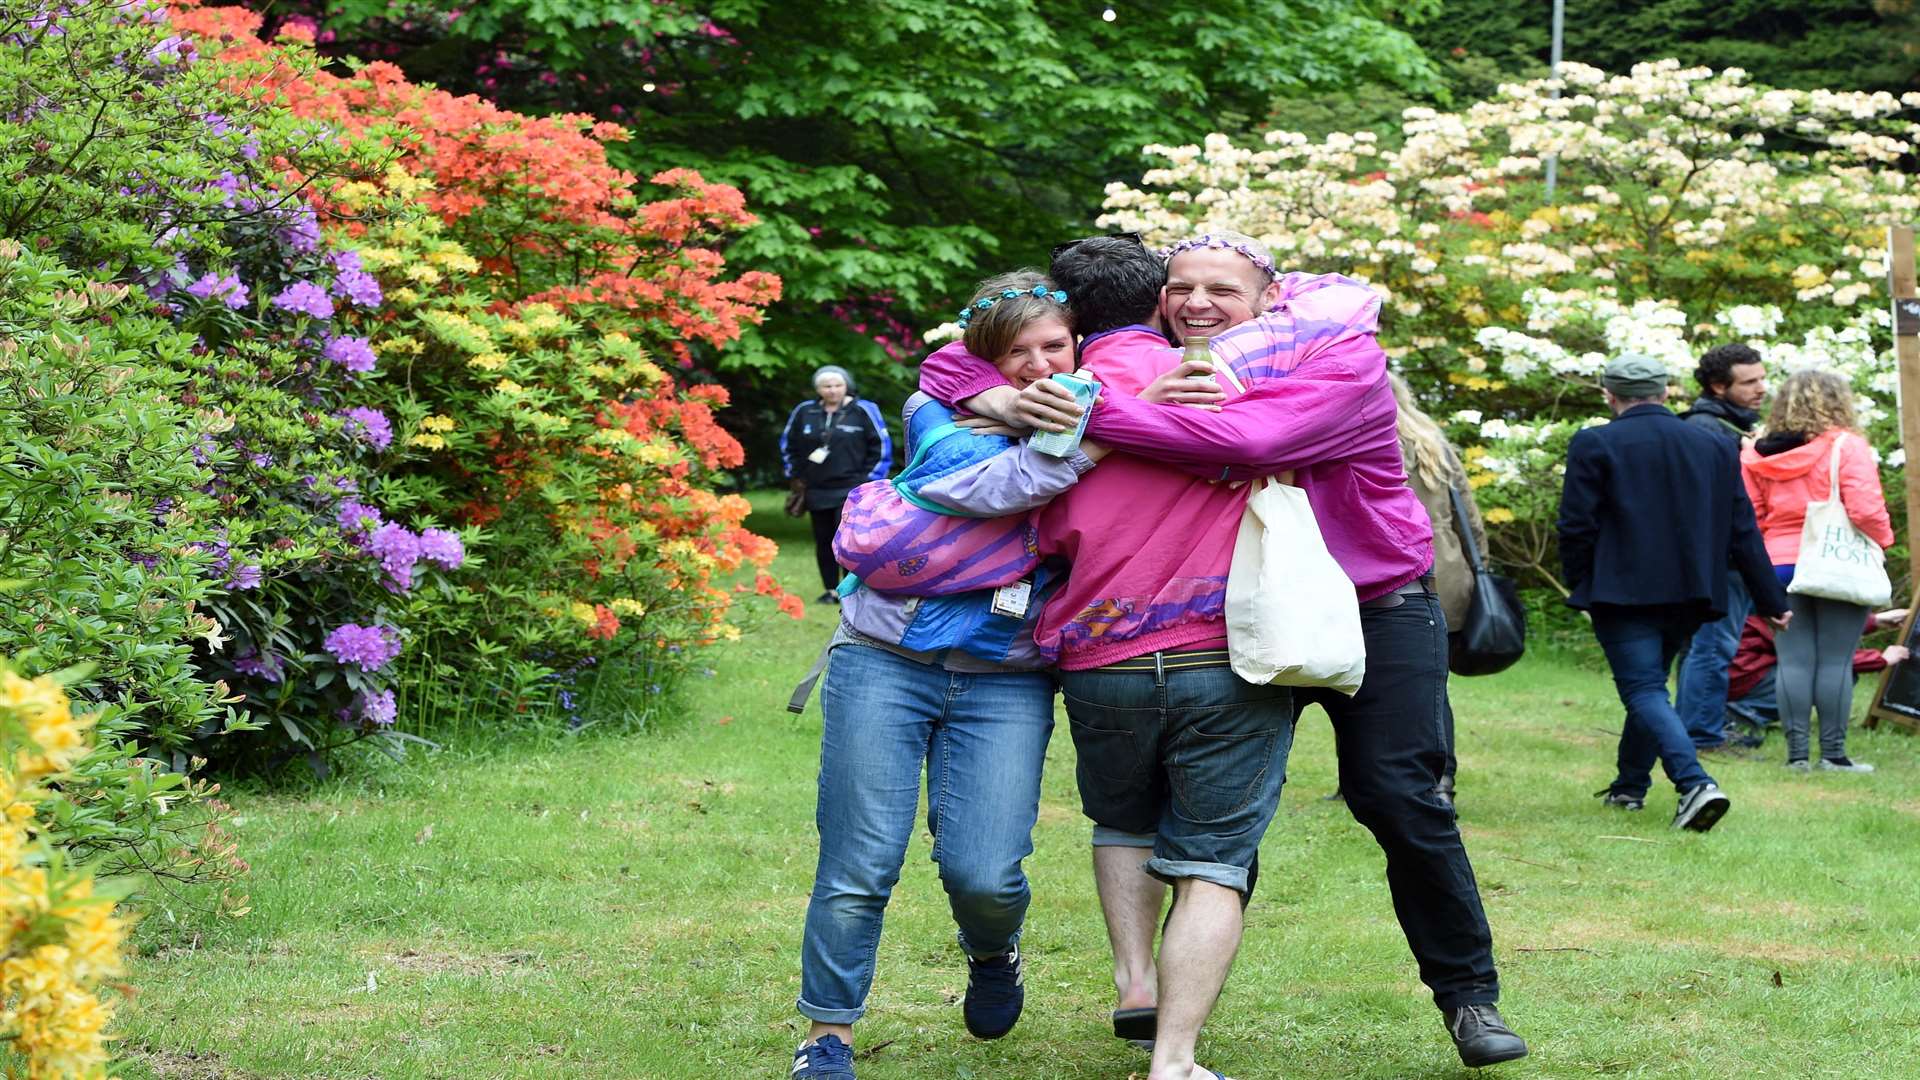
1741 428 1894 565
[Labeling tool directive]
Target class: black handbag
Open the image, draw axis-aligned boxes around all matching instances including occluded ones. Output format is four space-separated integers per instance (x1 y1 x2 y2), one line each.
1446 484 1527 676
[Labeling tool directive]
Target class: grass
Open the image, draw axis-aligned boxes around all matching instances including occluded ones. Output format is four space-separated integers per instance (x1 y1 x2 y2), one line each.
117 493 1920 1079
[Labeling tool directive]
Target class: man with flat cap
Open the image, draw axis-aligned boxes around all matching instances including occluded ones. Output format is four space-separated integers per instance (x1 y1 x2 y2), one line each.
1557 353 1790 831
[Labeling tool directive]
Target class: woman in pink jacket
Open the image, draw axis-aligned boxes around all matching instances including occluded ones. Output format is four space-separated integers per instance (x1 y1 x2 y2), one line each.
1741 370 1895 773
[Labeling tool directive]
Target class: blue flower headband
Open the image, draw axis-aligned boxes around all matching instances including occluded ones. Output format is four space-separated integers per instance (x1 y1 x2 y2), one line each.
1158 234 1278 280
956 283 1069 330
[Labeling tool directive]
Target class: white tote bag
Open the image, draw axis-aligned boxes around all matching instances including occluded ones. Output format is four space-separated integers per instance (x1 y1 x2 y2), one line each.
1208 361 1366 692
1786 433 1891 607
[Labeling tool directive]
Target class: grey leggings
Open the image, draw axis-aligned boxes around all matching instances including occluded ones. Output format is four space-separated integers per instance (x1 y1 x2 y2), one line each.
1775 593 1870 762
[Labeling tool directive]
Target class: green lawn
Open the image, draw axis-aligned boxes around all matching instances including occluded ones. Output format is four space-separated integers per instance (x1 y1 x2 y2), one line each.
119 495 1920 1079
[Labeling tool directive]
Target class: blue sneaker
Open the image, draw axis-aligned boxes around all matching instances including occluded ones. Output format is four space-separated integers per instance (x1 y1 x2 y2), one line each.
791 1035 854 1079
963 947 1025 1039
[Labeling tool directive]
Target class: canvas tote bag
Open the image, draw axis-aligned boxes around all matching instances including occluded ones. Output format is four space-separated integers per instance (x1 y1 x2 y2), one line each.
1212 361 1367 693
1786 432 1891 607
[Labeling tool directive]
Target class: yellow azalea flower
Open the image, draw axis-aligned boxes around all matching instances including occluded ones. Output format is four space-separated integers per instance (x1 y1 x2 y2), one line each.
390 286 421 306
610 598 647 617
420 415 456 433
495 379 525 395
467 352 508 372
569 602 597 626
403 263 443 285
1483 507 1516 524
408 434 446 450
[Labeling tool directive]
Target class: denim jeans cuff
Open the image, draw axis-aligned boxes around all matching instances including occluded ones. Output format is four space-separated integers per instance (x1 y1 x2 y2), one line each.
1434 989 1500 1011
1091 826 1156 848
796 996 865 1025
1145 856 1249 895
955 927 1020 961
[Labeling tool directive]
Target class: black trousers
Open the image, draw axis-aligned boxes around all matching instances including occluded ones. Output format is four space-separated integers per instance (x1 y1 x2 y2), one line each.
809 506 844 592
1290 590 1500 1010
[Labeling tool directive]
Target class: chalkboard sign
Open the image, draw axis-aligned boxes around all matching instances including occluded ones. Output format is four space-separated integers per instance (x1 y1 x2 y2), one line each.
1868 600 1920 732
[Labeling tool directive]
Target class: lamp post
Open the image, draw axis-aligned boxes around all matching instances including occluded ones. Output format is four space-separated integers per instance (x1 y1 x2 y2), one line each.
1543 0 1565 202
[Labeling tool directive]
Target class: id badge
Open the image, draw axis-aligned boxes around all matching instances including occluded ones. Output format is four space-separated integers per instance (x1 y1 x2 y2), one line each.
807 446 831 464
990 578 1033 619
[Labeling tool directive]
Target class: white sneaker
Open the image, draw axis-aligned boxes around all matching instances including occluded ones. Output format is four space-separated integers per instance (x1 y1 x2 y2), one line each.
1785 759 1811 772
1818 757 1875 773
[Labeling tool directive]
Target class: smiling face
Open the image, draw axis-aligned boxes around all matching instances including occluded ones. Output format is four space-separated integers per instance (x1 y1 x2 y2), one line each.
991 314 1075 388
1160 248 1280 339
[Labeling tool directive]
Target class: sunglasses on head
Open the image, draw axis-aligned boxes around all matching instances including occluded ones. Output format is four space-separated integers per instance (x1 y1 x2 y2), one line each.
1050 231 1144 260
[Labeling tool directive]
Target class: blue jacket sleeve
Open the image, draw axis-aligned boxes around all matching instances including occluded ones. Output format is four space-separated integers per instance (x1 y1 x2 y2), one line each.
780 402 808 480
856 398 892 480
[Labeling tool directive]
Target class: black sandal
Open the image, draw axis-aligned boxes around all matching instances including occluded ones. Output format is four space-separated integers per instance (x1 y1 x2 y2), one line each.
1112 1006 1156 1048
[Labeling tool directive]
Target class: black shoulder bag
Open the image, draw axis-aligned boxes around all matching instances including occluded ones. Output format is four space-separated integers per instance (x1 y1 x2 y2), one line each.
1446 484 1527 676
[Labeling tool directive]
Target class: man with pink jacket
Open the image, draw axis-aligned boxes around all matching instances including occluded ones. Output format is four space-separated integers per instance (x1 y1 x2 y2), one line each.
917 232 1526 1072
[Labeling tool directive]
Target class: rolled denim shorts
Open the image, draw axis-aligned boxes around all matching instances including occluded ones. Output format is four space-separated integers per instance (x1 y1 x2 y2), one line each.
1058 648 1293 894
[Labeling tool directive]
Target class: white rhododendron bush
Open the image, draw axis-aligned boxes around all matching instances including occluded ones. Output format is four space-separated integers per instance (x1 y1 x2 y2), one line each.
1100 60 1920 595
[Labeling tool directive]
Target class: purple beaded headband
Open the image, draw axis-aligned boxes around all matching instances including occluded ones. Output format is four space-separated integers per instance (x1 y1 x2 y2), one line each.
1159 234 1277 280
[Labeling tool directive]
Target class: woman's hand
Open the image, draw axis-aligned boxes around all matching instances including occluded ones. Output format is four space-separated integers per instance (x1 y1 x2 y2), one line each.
1011 380 1083 433
1143 359 1227 410
1885 644 1911 666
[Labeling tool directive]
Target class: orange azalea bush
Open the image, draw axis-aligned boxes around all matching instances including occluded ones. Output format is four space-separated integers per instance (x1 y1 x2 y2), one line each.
173 2 799 709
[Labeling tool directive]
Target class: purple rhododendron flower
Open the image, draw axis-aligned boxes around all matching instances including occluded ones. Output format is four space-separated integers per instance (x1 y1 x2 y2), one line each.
324 335 377 374
358 688 398 726
280 207 322 253
185 271 248 309
368 523 422 590
323 623 402 671
271 281 334 319
337 499 384 542
330 249 363 273
226 562 263 590
337 406 393 450
233 649 285 683
333 268 383 308
418 527 465 570
147 34 195 65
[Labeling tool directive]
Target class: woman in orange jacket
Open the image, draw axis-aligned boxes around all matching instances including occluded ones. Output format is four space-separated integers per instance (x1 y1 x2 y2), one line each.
1740 370 1895 773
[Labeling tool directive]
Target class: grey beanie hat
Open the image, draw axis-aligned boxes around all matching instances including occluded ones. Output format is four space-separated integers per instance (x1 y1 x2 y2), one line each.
812 364 854 393
1602 352 1669 399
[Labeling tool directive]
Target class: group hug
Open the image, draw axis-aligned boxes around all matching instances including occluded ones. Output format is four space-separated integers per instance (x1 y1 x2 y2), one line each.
783 231 1530 1080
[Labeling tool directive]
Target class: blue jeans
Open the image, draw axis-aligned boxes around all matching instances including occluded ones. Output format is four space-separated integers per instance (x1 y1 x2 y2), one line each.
1591 607 1715 799
1675 571 1751 747
1728 669 1779 728
797 643 1055 1025
1057 651 1292 895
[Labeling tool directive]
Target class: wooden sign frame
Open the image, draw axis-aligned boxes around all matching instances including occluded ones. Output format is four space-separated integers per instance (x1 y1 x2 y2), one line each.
1867 596 1920 731
1875 224 1920 732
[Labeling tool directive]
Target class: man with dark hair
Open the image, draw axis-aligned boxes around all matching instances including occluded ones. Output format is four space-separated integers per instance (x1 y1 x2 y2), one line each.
1675 342 1771 750
1050 234 1169 333
1559 353 1788 831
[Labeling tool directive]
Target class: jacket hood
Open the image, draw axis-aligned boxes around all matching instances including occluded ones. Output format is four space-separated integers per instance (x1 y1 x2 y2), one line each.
1743 428 1840 480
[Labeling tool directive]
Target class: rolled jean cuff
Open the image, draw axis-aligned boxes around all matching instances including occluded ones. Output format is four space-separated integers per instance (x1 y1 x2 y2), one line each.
1091 826 1156 848
1145 856 1249 895
795 996 865 1026
956 927 1021 961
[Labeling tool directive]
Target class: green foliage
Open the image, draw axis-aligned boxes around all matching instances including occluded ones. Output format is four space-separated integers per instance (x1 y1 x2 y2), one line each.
0 244 247 908
288 0 1440 434
1416 0 1917 95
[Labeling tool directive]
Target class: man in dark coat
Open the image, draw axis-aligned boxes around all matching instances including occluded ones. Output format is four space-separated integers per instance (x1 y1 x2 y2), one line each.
1558 353 1789 832
1673 343 1770 751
